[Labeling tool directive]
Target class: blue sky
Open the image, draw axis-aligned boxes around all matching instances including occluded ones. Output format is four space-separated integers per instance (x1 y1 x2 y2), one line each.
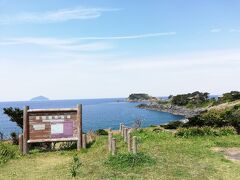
0 0 240 101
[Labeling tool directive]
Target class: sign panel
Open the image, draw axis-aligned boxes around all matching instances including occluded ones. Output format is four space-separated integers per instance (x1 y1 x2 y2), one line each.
27 108 80 142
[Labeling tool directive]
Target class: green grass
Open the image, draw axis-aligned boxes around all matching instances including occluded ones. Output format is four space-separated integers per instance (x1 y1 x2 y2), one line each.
0 129 240 179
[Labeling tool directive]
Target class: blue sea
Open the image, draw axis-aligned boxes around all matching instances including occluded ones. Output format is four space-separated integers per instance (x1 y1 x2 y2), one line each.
0 98 183 138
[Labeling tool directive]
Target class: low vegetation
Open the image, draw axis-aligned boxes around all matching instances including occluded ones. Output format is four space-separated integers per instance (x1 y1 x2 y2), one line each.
1 128 240 179
187 104 240 133
175 126 236 138
70 154 82 177
0 142 19 165
105 152 155 169
95 129 108 136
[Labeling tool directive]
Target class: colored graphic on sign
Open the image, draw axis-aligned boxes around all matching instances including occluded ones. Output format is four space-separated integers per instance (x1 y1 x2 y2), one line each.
51 123 64 134
51 121 73 138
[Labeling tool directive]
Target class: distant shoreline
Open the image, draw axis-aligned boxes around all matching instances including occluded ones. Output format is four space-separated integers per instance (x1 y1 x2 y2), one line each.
137 103 207 118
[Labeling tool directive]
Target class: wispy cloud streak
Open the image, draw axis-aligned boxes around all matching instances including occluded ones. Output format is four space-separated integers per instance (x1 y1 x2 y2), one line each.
0 32 176 51
0 37 114 51
210 28 222 33
0 7 120 25
74 32 176 40
229 28 240 33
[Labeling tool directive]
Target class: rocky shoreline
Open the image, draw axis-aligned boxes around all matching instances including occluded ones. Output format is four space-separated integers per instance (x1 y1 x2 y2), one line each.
138 103 207 118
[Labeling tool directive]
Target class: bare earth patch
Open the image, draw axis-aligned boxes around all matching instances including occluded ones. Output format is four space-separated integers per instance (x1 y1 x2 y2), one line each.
212 147 240 162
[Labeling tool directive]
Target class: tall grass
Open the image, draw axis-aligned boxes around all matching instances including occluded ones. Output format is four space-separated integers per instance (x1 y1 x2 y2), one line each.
0 142 18 165
175 126 236 138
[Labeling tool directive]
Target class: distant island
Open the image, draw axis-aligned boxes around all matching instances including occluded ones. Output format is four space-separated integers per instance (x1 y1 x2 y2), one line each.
127 93 158 102
30 96 49 101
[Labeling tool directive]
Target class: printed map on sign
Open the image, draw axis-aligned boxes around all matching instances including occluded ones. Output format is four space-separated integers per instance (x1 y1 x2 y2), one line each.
51 121 73 138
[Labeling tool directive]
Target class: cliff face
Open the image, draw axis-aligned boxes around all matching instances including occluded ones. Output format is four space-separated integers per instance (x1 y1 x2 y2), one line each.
138 103 207 118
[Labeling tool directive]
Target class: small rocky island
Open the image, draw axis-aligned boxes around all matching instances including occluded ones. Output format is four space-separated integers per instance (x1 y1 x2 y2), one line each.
30 96 49 101
127 93 159 102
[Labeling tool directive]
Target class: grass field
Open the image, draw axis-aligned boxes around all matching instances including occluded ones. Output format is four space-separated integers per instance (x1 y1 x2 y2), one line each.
1 128 240 180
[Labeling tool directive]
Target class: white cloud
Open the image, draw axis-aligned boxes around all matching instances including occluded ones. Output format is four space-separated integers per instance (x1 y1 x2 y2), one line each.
0 49 240 101
210 28 222 33
0 37 114 51
0 7 120 25
74 32 176 40
229 28 240 33
0 32 176 51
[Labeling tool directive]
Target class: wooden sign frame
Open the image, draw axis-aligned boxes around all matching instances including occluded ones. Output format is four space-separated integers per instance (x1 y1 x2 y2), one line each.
22 104 83 154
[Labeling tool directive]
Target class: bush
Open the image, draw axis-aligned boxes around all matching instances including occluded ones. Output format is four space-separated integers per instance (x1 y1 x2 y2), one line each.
95 129 108 136
185 106 240 133
161 120 184 129
0 142 18 165
105 152 155 170
175 126 236 138
10 132 18 145
70 154 82 177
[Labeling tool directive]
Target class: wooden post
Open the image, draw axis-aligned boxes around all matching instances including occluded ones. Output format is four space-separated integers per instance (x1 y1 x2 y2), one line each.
0 132 3 140
82 134 87 149
108 131 113 152
23 106 29 154
119 123 123 133
124 128 128 142
77 104 83 150
111 138 116 156
132 136 137 154
121 125 124 136
127 130 131 152
19 134 23 154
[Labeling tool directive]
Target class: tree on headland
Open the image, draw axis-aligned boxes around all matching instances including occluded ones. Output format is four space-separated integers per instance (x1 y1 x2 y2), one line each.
219 91 240 103
171 91 209 106
3 107 23 129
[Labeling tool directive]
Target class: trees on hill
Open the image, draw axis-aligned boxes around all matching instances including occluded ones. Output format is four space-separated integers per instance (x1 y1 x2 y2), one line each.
171 91 209 106
219 91 240 103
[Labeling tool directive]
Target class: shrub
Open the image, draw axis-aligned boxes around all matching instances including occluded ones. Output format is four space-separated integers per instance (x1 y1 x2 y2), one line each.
175 126 236 138
161 120 184 129
10 132 18 145
70 154 82 177
105 152 155 170
95 129 108 136
0 142 18 165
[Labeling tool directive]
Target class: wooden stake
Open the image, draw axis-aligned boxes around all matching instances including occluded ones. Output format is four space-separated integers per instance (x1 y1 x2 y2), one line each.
23 106 29 154
127 130 131 152
132 136 137 154
82 134 87 149
19 134 23 154
108 132 113 152
121 125 124 136
77 104 83 150
119 123 123 133
111 138 116 156
124 128 128 142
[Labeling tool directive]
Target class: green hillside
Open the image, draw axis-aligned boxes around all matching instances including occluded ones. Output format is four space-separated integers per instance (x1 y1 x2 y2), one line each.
1 128 240 179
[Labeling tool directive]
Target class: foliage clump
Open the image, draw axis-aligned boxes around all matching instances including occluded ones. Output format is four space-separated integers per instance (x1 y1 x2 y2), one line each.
187 105 240 133
175 126 236 137
3 107 23 129
218 91 240 103
170 91 210 107
95 129 108 136
160 120 184 129
0 142 18 165
105 152 155 170
70 154 82 177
